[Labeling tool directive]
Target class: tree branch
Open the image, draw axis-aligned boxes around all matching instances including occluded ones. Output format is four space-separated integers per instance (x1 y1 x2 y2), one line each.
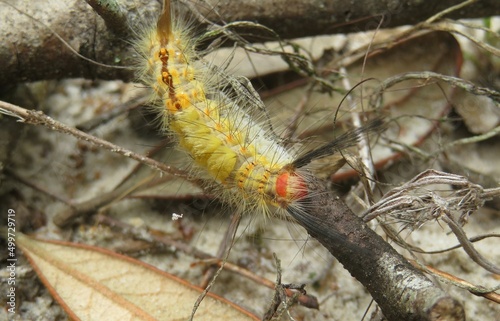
288 177 465 321
1 0 499 88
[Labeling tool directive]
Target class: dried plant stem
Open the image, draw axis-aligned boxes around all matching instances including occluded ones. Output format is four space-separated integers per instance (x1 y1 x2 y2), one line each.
442 215 500 274
189 212 241 321
338 66 377 201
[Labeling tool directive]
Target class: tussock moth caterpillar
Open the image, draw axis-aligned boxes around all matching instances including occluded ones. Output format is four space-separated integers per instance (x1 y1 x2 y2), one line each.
137 0 307 217
4 1 499 320
136 0 383 222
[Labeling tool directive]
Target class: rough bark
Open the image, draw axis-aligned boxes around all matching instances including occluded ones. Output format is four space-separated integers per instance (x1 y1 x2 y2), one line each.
197 0 500 38
288 177 466 321
1 0 499 88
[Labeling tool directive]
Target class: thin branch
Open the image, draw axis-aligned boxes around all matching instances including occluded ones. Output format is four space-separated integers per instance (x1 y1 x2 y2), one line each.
0 101 189 181
412 234 500 255
442 215 500 274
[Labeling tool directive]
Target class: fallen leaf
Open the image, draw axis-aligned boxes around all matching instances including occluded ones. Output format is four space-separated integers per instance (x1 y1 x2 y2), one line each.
17 233 259 321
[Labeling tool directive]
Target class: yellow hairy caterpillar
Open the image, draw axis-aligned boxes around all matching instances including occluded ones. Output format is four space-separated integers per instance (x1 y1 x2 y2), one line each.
137 0 308 217
137 0 381 220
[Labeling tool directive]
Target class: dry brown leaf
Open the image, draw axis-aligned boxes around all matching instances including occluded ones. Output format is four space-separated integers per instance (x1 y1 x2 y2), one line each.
17 233 259 321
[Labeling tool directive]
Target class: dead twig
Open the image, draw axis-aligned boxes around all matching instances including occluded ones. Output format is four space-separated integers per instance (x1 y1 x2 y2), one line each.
263 254 308 321
0 100 188 179
0 100 199 227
